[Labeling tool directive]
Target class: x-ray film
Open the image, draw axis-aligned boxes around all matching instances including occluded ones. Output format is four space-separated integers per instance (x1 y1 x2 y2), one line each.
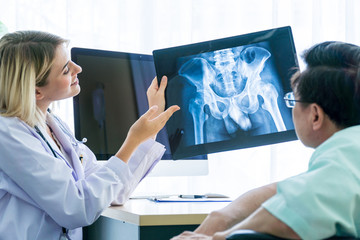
153 26 299 159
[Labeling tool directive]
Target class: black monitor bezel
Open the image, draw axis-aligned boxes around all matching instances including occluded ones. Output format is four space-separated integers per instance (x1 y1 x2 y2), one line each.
71 47 153 159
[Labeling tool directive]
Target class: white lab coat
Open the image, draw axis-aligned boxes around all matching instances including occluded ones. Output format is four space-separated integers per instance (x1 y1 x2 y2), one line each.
0 113 165 240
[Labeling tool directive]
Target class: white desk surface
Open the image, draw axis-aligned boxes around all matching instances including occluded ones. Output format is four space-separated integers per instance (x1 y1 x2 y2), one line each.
102 199 230 226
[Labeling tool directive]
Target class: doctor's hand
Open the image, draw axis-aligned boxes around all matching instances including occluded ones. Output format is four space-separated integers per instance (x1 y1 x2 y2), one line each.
147 76 167 118
115 104 180 163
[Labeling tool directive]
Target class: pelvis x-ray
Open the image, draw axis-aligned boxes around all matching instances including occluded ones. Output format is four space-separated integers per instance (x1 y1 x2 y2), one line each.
166 42 292 147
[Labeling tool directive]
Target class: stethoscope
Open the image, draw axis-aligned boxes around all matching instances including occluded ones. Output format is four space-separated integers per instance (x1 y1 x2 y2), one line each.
49 109 87 146
34 124 79 180
34 122 76 240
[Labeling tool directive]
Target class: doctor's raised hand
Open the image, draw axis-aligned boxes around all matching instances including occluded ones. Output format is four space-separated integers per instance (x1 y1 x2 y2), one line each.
0 30 178 240
147 76 167 115
116 76 179 162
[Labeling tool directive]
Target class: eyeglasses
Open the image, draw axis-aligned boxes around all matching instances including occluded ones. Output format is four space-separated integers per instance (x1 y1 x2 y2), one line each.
283 92 303 108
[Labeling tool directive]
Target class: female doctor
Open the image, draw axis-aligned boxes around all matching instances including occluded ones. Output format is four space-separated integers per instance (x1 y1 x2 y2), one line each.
0 30 179 240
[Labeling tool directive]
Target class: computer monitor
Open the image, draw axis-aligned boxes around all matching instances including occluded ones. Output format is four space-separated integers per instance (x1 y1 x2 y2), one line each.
153 26 299 159
71 47 208 176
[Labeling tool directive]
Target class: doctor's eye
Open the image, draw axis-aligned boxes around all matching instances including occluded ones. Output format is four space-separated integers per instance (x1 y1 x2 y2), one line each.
63 67 70 75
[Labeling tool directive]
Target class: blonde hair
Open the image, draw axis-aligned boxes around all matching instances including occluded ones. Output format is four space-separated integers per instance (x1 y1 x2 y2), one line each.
0 30 68 127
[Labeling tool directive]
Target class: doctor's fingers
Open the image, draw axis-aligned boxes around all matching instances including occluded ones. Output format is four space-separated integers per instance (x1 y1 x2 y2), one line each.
141 105 160 121
147 76 167 96
131 105 179 141
158 76 168 93
148 77 159 92
151 105 180 126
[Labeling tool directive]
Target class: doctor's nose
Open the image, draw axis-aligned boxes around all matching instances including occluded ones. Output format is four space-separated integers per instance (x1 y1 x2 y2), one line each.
71 61 82 75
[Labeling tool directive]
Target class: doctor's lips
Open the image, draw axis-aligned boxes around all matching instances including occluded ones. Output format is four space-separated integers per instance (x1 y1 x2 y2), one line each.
71 79 79 86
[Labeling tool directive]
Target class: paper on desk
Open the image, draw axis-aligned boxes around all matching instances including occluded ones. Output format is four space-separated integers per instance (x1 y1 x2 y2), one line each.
148 196 232 203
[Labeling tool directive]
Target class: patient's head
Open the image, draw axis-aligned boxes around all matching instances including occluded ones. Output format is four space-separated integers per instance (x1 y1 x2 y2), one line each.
291 41 360 129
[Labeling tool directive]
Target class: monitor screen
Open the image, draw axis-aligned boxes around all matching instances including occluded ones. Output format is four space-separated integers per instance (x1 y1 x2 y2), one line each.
153 26 299 159
71 47 207 161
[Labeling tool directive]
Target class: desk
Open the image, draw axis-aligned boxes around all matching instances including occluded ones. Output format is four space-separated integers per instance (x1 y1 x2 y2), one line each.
84 199 230 240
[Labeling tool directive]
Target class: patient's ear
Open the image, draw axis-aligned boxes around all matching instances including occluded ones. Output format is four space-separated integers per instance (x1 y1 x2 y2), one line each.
310 103 325 131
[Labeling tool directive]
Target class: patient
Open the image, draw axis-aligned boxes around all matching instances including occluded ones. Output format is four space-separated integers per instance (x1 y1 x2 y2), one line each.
171 41 360 239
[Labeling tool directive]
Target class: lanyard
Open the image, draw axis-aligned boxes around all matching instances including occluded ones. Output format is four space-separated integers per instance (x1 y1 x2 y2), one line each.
34 125 71 240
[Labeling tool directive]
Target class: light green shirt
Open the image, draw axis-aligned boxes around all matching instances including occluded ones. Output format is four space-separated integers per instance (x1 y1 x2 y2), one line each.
263 125 360 239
